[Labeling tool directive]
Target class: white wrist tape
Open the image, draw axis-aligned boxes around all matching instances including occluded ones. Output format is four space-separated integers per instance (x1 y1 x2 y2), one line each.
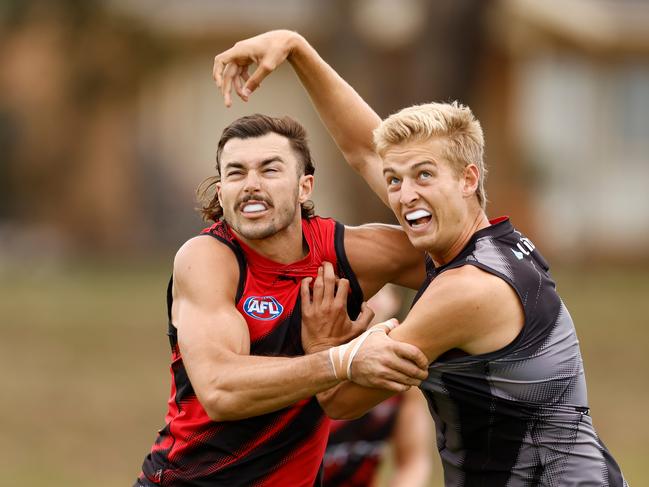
327 319 398 381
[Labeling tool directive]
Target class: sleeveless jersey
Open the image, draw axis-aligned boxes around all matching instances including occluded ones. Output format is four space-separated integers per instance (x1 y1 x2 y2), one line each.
135 217 364 487
414 217 628 486
323 395 403 487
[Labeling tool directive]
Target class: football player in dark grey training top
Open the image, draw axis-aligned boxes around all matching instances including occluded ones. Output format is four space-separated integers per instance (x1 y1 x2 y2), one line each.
213 30 628 486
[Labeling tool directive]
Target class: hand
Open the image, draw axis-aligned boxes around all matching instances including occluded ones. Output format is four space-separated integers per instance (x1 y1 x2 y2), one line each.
349 324 429 392
212 30 302 107
300 262 375 354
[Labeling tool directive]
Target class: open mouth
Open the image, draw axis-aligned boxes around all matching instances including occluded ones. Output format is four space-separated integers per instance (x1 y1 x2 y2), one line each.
240 200 270 215
404 209 432 228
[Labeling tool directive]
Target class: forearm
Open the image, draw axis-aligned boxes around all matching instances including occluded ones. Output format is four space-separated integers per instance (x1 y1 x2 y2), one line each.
389 456 432 487
197 350 339 421
289 36 380 158
287 34 387 202
390 388 434 487
317 381 393 420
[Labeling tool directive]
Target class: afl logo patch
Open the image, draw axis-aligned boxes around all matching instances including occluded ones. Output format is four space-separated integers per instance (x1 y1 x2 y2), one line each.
243 296 284 321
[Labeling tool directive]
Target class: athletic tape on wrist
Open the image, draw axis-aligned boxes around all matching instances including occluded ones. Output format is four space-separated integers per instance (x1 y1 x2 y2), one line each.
328 340 351 380
328 347 338 379
346 326 393 380
327 319 398 381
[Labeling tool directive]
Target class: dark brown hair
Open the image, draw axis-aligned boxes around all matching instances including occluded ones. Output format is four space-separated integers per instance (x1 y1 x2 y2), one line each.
198 114 316 222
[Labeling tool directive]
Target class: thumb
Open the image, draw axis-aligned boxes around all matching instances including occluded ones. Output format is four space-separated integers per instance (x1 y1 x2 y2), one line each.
354 302 375 331
243 61 274 96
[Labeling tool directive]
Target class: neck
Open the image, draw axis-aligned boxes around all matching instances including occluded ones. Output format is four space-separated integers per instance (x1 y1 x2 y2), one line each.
432 209 490 266
233 217 307 264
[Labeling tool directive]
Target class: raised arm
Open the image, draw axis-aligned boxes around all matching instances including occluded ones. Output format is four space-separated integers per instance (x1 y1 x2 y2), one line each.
213 30 388 205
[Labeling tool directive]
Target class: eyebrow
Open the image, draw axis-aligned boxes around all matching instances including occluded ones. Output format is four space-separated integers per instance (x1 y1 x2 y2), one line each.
259 157 285 167
222 157 285 172
382 160 438 175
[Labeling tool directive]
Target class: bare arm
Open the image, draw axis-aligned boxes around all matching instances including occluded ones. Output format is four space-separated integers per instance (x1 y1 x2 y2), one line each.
319 265 525 419
389 388 434 487
344 223 426 294
287 35 387 204
174 236 340 421
213 30 389 205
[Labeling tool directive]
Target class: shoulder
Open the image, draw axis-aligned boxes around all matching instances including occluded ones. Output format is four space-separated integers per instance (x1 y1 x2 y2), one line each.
424 265 518 318
394 264 523 359
436 264 507 296
173 236 240 298
175 235 238 268
409 265 505 320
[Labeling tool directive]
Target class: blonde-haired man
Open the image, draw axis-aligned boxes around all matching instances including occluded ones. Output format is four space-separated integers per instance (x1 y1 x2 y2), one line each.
373 101 488 210
214 30 628 486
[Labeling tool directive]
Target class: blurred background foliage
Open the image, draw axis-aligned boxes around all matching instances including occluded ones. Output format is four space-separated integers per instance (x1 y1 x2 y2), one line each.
0 0 647 485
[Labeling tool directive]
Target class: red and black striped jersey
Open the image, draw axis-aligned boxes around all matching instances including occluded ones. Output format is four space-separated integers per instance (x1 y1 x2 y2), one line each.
135 217 364 487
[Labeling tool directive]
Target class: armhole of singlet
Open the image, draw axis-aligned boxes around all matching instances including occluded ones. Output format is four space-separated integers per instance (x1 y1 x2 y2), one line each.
334 221 364 318
410 254 435 308
166 233 248 348
441 260 529 362
166 276 176 347
199 232 248 301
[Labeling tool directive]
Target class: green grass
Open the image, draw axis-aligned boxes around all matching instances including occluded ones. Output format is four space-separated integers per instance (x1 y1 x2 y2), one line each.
1 260 647 486
1 259 172 487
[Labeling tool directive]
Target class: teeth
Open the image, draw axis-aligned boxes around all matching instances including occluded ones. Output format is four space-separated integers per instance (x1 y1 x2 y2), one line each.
405 210 431 221
242 203 266 213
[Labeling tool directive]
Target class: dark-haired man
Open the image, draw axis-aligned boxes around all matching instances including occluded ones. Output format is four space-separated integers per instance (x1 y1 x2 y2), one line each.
133 112 431 486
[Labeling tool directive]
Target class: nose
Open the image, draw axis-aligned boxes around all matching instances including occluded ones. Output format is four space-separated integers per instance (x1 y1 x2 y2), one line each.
243 170 262 193
399 178 419 206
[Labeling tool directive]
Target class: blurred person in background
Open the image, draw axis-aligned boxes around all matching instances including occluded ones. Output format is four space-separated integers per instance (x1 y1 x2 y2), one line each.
132 112 433 486
324 285 433 487
214 30 629 486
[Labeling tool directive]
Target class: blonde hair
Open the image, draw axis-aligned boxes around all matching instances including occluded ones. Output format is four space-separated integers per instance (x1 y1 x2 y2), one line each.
373 101 487 209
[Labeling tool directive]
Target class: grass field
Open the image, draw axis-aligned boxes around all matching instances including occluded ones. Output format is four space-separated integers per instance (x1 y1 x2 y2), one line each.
1 258 647 486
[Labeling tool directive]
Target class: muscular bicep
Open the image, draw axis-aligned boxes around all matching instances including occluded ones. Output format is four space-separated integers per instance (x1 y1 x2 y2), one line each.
344 224 426 296
172 236 249 405
390 265 525 362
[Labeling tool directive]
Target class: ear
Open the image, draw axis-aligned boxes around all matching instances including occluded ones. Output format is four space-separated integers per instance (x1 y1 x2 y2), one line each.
298 174 314 204
462 164 480 199
216 181 222 203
